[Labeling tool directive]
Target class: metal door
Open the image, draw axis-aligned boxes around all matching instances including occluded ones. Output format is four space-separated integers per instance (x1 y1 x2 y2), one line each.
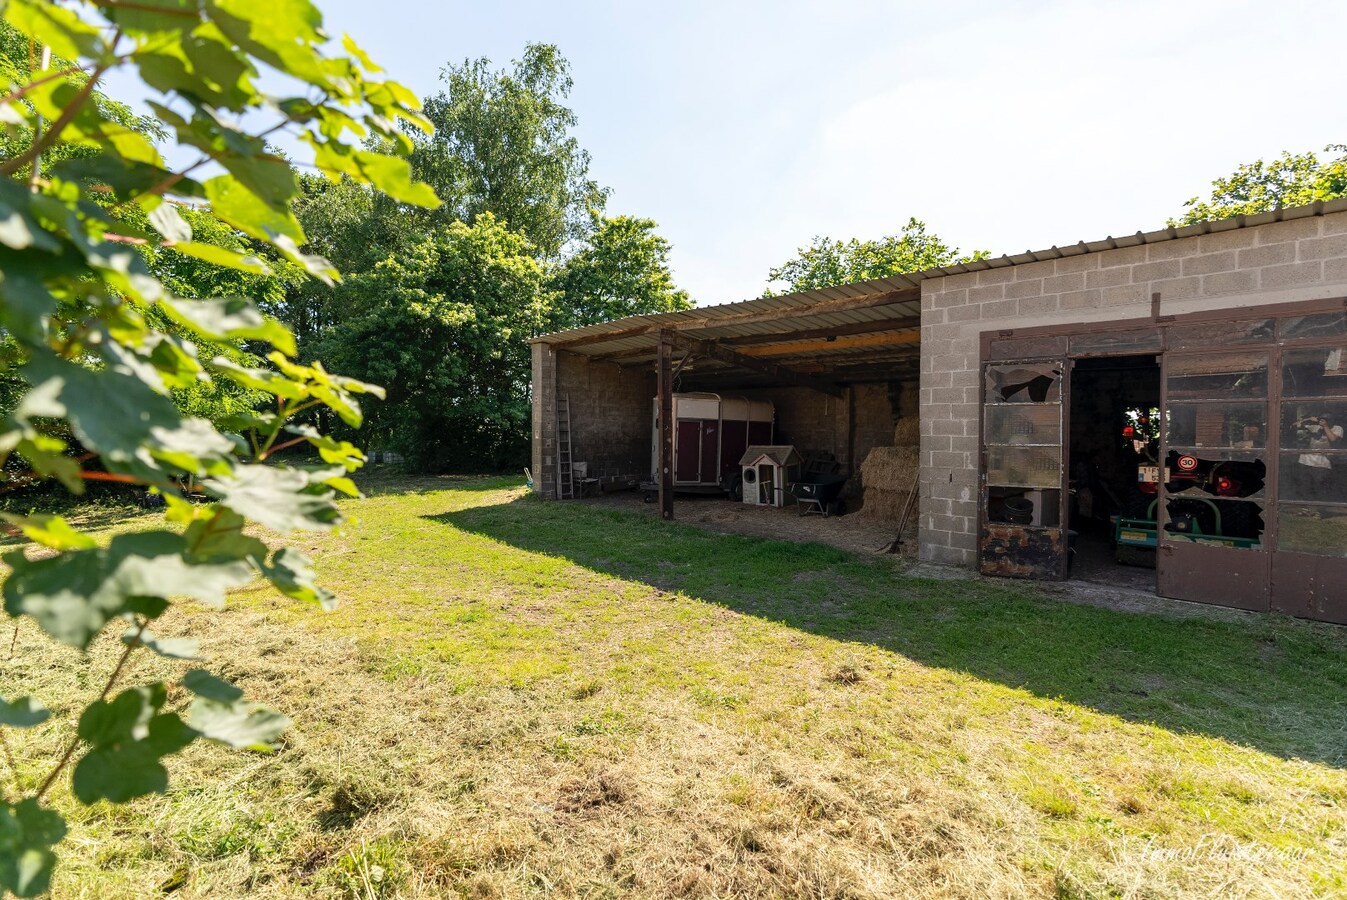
1156 350 1270 609
700 421 719 486
1269 343 1347 622
675 420 702 483
979 359 1070 579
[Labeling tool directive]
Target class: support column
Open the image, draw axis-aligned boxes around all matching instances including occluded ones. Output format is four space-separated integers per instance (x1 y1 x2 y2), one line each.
657 329 674 520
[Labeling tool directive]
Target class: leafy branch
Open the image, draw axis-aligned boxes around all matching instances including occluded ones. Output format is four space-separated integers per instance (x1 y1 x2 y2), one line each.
0 0 436 894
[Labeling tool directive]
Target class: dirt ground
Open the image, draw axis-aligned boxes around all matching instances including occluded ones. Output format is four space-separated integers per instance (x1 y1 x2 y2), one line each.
585 489 917 558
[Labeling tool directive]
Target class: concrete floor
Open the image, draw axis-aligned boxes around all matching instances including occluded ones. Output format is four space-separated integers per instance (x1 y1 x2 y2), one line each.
1069 524 1157 592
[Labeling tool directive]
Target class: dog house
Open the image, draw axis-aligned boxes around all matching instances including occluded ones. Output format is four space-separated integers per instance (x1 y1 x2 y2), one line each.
739 445 802 507
650 393 774 496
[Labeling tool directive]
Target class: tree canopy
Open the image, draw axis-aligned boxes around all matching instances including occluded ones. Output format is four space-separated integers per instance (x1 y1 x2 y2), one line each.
1171 144 1347 226
319 214 546 471
412 42 608 259
550 212 692 330
766 218 988 294
278 44 691 472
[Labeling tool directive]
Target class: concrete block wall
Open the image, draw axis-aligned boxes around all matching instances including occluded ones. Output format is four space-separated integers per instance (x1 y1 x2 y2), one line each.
729 381 913 489
917 210 1347 566
555 351 655 492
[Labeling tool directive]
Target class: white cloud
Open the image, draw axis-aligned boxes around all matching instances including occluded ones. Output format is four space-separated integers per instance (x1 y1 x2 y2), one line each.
669 0 1347 303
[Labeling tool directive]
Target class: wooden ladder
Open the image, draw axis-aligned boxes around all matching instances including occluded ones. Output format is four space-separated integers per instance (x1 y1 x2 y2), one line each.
556 393 575 500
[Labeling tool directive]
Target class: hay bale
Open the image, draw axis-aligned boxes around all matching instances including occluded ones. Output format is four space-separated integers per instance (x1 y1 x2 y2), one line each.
893 416 919 446
860 487 915 521
859 446 920 521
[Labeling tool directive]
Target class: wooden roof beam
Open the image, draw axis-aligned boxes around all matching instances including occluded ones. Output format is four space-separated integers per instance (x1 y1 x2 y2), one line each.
663 332 845 397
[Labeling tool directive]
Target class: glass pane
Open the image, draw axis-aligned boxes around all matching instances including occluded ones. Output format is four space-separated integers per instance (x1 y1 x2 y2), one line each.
985 405 1061 446
1282 347 1347 398
1278 452 1347 503
1164 497 1264 547
985 363 1062 404
1167 318 1275 349
1162 451 1266 500
1166 402 1267 449
1070 329 1162 355
1278 503 1347 557
1281 399 1347 458
1166 352 1269 400
1279 312 1347 341
986 445 1061 488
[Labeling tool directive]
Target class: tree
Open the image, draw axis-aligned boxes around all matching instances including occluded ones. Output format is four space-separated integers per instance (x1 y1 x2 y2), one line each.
1171 144 1347 226
766 218 988 294
412 43 608 258
551 212 693 329
319 214 547 472
0 1 437 895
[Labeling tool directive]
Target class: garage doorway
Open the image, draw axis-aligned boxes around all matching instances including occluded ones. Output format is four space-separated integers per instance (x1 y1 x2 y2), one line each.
1066 356 1162 589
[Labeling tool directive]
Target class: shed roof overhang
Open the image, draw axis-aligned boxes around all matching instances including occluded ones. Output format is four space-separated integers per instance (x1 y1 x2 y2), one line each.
532 198 1347 389
534 279 923 389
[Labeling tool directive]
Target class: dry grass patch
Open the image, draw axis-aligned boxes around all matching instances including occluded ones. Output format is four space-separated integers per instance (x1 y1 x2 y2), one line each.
1 471 1344 898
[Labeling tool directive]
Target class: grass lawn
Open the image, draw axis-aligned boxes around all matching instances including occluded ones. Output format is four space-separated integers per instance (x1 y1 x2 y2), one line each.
5 471 1346 898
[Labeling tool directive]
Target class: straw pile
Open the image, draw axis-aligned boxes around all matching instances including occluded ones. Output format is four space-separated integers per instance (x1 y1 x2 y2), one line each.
893 417 919 446
859 444 919 521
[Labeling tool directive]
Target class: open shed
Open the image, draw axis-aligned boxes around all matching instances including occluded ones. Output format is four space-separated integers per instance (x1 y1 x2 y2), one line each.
532 199 1347 624
530 277 927 521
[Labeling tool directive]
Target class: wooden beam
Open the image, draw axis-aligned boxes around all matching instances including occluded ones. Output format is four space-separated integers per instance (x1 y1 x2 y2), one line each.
664 332 845 397
657 330 674 521
590 317 922 363
738 330 921 358
724 316 921 346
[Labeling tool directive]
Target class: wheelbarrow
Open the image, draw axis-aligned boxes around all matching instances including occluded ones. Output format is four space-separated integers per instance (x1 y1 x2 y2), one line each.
789 473 849 517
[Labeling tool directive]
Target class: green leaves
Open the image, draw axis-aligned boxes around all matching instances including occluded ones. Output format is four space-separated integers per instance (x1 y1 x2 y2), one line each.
204 173 305 245
0 799 66 897
0 0 412 879
72 685 195 804
0 697 50 729
3 532 254 648
19 352 235 481
184 670 289 750
161 297 298 358
204 465 342 533
0 515 96 552
261 547 336 610
766 218 987 294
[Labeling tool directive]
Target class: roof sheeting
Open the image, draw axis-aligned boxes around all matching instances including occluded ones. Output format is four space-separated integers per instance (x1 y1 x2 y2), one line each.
536 198 1347 354
534 199 1347 386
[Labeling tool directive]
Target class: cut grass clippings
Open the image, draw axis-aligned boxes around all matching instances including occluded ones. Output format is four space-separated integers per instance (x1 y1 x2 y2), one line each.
2 470 1345 898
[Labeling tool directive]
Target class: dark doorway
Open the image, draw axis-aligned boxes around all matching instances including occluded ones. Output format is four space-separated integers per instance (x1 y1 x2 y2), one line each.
1068 355 1161 590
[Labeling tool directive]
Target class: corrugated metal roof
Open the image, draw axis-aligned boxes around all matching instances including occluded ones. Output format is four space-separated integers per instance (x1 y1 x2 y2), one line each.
536 198 1347 356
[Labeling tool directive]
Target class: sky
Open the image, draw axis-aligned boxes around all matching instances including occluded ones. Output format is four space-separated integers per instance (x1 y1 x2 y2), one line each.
115 0 1347 305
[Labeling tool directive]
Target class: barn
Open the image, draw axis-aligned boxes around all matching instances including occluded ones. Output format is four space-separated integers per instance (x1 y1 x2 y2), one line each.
531 199 1347 623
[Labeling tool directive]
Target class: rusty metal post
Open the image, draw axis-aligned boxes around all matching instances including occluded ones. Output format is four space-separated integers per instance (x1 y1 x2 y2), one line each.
657 329 674 520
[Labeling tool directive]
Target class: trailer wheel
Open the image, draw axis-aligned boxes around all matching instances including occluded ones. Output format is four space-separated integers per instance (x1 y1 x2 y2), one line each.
728 475 743 502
